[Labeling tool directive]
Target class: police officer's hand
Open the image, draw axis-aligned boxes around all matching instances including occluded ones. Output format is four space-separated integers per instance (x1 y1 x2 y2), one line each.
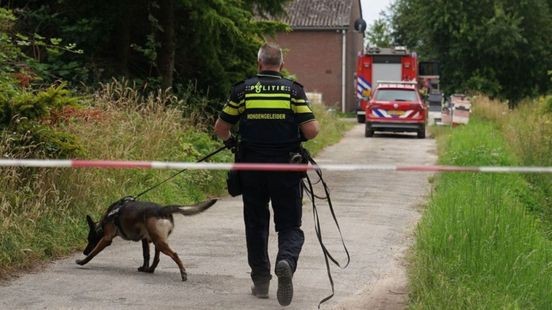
223 135 237 152
299 131 308 142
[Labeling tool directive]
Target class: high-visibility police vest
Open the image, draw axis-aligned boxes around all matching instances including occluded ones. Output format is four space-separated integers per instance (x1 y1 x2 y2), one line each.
239 76 300 148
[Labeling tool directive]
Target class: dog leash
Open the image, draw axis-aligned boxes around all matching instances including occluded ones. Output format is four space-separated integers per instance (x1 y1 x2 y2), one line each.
132 145 227 199
301 149 350 309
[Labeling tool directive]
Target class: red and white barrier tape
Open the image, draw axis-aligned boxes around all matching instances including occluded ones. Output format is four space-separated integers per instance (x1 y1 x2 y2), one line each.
0 159 551 173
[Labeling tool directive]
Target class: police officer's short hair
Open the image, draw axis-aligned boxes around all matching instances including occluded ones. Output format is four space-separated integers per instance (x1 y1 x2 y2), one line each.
258 43 283 67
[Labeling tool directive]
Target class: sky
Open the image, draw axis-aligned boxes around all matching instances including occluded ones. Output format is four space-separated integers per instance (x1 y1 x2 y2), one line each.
361 0 395 26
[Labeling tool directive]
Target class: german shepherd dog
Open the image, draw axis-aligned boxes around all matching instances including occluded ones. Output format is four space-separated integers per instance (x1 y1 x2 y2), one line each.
76 197 217 281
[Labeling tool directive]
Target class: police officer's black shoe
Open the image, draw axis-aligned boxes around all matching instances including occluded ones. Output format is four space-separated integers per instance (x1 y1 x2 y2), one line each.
251 281 269 299
275 260 293 306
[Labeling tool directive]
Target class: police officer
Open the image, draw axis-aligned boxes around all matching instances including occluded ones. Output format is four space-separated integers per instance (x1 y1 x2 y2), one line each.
214 42 319 306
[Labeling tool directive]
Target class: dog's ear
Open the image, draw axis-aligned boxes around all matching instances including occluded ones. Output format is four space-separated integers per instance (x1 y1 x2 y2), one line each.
86 215 95 230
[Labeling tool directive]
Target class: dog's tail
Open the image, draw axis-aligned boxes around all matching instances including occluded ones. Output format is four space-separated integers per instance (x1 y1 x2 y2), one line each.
162 199 217 216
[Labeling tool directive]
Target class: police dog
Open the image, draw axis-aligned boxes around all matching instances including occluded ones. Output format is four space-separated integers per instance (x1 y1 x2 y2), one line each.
76 197 217 281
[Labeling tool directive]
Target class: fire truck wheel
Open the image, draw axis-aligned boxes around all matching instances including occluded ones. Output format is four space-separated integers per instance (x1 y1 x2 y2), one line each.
365 124 374 137
417 125 426 139
357 114 365 123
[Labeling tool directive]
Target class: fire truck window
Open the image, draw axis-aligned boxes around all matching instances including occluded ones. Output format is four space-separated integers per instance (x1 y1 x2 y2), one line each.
375 89 417 102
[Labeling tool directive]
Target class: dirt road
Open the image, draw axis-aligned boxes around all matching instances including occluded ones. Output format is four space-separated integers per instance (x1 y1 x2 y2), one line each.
0 123 436 309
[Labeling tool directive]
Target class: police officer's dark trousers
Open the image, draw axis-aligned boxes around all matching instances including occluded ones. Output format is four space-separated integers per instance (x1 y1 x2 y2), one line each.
240 151 305 285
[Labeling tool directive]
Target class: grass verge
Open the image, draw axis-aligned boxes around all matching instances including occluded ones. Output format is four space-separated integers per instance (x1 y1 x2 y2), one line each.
410 98 552 309
304 105 355 155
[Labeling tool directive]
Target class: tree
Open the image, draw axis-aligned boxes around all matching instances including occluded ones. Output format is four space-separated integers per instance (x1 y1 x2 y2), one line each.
172 0 289 98
366 18 392 48
391 0 552 104
158 0 175 90
5 0 291 99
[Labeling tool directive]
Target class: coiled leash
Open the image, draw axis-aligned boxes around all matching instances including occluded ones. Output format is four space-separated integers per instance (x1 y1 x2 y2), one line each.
299 148 351 309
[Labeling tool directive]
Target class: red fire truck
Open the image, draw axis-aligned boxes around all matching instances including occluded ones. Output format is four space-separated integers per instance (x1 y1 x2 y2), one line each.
355 46 418 123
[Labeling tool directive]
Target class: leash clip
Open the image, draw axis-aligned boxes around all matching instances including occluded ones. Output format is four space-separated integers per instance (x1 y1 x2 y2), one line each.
289 152 303 164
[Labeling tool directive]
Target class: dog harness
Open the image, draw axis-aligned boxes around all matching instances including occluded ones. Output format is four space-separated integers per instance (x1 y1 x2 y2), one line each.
104 196 135 239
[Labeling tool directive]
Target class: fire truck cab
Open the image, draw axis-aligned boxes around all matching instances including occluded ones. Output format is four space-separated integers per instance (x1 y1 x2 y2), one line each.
355 46 418 123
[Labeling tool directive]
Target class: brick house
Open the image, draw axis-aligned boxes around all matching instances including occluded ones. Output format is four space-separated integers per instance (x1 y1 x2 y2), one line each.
270 0 364 112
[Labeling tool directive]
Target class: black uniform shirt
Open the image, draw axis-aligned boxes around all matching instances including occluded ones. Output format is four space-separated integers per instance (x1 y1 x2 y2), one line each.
219 71 315 153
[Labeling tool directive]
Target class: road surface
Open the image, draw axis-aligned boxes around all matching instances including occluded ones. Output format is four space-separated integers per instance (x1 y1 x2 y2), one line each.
0 123 436 309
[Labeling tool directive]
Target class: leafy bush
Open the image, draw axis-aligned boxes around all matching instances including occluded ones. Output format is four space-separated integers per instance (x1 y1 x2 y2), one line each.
0 8 84 158
0 84 79 125
0 84 83 158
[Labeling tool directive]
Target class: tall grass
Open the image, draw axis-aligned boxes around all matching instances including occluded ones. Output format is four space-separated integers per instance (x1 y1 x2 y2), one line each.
409 101 552 308
475 96 552 169
0 83 351 279
475 96 552 234
304 105 354 155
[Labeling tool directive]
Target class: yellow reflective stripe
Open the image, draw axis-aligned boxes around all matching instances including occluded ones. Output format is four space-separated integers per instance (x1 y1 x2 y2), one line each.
246 100 291 109
292 105 313 114
227 100 240 108
223 106 240 116
245 93 291 98
291 98 307 103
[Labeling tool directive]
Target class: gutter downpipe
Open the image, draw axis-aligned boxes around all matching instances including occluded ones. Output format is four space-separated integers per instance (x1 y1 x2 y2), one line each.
341 29 347 113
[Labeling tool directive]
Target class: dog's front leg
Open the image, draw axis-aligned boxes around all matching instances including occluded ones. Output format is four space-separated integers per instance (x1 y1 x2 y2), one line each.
138 239 150 272
76 237 112 265
146 248 161 273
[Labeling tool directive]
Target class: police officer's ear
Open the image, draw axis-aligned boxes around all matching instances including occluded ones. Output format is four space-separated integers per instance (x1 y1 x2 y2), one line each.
279 62 284 71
